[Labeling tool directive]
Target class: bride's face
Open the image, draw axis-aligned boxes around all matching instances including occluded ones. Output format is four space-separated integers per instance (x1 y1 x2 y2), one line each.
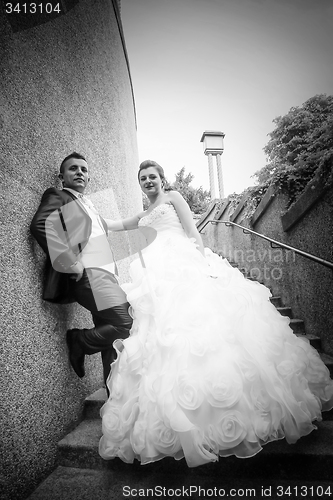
139 167 163 196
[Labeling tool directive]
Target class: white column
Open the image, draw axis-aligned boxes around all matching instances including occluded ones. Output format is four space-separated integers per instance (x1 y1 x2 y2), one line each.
207 153 216 199
216 153 224 199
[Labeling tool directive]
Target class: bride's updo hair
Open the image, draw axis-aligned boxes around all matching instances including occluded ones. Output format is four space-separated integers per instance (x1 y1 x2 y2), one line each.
138 160 172 190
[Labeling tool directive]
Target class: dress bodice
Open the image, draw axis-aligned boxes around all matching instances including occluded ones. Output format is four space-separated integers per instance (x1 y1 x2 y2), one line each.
138 203 185 236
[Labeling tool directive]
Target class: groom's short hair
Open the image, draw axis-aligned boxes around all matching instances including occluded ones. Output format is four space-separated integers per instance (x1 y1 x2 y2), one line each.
60 152 87 174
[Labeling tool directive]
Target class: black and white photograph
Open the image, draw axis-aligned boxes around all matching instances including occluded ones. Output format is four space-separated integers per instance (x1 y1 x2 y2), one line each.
1 1 333 499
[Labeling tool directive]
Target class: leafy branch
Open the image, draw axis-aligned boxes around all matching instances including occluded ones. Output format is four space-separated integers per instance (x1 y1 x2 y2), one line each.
230 94 333 219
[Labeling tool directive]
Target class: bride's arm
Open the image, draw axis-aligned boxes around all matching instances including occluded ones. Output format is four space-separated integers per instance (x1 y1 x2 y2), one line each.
168 191 205 256
104 211 145 231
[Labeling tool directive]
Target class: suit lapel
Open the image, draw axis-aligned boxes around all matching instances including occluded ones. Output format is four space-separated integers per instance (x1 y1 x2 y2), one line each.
61 189 90 216
61 189 108 235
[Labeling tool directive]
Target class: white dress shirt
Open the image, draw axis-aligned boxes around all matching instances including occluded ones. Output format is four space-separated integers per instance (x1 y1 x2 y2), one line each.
62 188 117 275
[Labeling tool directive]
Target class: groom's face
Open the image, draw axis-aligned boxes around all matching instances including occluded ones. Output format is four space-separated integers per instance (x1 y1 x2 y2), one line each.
59 158 90 193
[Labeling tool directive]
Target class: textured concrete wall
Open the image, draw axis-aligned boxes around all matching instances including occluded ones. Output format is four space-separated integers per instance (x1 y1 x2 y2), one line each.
200 187 333 356
0 1 141 499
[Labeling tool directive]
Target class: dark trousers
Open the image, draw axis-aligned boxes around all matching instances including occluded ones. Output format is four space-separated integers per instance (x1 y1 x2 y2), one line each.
70 268 133 385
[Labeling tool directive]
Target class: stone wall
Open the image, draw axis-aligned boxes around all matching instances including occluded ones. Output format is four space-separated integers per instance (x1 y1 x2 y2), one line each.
198 178 333 357
0 1 141 499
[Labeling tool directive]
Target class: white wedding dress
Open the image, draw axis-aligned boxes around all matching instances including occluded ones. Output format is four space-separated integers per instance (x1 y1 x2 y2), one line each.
99 203 333 467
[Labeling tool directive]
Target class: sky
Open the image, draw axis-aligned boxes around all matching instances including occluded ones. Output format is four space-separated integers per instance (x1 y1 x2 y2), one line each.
120 0 333 196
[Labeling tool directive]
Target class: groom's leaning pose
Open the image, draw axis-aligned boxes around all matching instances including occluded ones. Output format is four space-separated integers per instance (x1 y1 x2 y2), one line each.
30 152 132 388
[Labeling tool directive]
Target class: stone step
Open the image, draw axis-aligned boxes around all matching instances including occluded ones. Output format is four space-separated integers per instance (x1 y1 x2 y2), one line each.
323 407 333 421
56 419 333 480
244 274 262 282
26 465 333 500
270 296 282 307
276 306 293 317
321 352 333 377
289 318 305 334
83 388 107 420
296 332 322 351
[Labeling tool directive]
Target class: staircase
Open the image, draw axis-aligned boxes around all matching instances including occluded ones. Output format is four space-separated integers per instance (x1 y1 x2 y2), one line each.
27 296 333 500
236 262 331 358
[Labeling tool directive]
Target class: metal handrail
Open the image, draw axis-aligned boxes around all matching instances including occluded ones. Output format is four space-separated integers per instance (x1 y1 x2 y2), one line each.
199 219 333 270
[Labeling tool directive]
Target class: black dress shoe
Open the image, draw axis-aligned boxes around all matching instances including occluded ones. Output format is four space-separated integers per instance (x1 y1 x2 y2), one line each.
66 329 85 378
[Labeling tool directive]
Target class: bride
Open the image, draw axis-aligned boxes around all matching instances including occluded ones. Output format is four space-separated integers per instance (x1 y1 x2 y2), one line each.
99 160 333 467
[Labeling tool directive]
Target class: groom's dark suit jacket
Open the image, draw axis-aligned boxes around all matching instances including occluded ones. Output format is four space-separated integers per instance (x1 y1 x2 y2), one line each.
30 188 110 304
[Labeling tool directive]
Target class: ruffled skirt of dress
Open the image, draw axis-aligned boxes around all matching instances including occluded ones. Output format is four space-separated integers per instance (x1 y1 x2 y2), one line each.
99 231 333 467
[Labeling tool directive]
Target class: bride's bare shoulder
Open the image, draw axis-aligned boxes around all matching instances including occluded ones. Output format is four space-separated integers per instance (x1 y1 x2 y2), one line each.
166 191 188 209
165 191 184 203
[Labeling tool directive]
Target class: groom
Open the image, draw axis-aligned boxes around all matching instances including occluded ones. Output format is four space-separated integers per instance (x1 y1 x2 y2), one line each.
30 152 132 388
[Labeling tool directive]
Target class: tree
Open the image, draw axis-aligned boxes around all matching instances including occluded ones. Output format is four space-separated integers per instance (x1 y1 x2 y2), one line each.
170 167 211 214
252 94 333 204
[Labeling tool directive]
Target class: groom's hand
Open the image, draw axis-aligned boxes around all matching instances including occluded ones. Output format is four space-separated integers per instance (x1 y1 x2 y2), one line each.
69 262 84 282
